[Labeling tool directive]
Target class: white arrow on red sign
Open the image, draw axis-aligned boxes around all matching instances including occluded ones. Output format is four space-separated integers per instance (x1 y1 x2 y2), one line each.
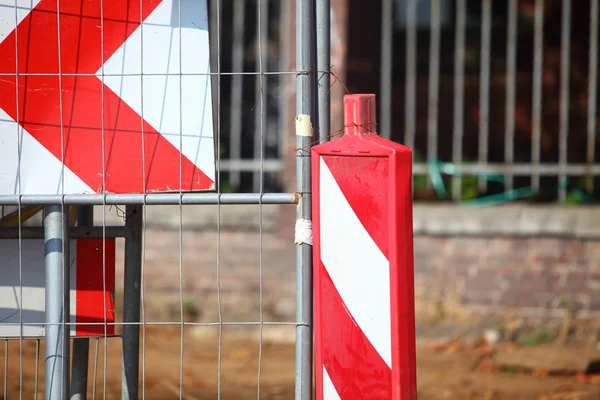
0 0 215 194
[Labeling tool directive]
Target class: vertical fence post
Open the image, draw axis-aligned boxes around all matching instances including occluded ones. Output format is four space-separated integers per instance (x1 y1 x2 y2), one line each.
45 205 71 400
380 0 393 140
312 94 416 399
316 0 330 143
121 205 143 400
70 206 93 400
295 0 316 398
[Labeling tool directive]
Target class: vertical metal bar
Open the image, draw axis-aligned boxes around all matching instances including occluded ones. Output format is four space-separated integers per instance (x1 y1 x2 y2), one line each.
45 205 70 400
427 0 440 188
209 0 224 398
12 0 24 391
296 0 315 398
317 0 330 143
121 205 143 400
177 0 184 395
209 0 220 137
405 0 417 149
505 0 518 191
587 0 599 192
229 0 246 190
478 0 492 192
99 0 108 391
452 0 466 200
279 0 291 157
205 0 225 399
380 0 393 139
71 207 94 400
559 0 571 201
257 2 267 397
92 339 99 400
4 340 7 399
35 339 40 400
70 323 89 400
137 0 147 395
254 0 269 192
532 0 544 191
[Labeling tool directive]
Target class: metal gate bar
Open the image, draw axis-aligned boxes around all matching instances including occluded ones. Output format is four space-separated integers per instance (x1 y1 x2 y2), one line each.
0 193 297 206
296 0 317 397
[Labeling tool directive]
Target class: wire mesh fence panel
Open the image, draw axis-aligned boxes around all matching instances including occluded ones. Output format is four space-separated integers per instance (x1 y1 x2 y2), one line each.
0 0 318 399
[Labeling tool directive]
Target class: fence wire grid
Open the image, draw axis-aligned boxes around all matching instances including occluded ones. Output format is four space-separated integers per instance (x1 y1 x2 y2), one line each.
0 0 321 398
3 0 599 399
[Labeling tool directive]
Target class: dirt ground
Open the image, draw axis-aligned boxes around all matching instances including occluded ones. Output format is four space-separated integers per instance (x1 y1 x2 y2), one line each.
2 327 600 400
3 228 600 398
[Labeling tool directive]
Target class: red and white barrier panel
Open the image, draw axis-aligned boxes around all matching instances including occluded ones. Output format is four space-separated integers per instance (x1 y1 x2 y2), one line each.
0 238 116 338
312 94 417 399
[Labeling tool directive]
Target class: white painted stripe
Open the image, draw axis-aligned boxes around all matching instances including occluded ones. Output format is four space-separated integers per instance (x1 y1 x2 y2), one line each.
323 365 341 400
0 0 43 37
0 109 95 195
320 157 392 367
101 0 215 182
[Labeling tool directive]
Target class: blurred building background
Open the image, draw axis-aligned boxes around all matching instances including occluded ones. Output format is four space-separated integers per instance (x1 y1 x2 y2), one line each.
199 0 600 318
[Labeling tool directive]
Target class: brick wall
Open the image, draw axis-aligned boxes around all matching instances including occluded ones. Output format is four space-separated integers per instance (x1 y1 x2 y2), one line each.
414 235 600 317
127 225 600 323
110 203 600 321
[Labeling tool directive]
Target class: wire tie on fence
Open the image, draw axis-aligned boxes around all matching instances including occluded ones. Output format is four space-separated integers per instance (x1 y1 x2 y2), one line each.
329 69 350 94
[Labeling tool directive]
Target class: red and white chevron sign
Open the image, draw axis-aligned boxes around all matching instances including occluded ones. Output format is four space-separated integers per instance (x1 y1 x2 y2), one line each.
0 0 214 194
0 238 116 338
312 94 417 399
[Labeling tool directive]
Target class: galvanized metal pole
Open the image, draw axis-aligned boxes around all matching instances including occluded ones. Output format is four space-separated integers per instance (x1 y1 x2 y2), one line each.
296 0 315 398
45 205 70 400
316 0 330 143
380 0 393 139
70 207 93 400
121 205 143 400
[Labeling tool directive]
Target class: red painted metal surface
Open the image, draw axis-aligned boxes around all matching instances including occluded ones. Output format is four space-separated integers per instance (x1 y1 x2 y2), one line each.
75 238 116 337
312 93 416 399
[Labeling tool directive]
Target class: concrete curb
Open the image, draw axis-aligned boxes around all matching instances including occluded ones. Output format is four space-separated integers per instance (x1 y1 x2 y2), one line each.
413 204 600 238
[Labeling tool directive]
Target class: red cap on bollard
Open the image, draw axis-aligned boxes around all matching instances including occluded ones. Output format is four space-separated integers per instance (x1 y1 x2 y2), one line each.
343 93 377 136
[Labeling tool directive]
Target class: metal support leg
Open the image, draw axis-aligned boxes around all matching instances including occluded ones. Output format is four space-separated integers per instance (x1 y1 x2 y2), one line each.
71 207 93 400
45 205 71 400
121 205 143 400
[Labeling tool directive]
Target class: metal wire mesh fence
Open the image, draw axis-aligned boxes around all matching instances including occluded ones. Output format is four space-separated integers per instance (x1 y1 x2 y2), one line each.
0 0 321 398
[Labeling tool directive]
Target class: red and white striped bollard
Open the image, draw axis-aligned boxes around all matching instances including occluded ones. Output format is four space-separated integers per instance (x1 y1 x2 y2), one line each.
312 93 417 399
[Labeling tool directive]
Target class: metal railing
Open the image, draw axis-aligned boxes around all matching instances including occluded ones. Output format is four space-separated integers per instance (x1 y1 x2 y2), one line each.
378 0 599 204
215 0 599 205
